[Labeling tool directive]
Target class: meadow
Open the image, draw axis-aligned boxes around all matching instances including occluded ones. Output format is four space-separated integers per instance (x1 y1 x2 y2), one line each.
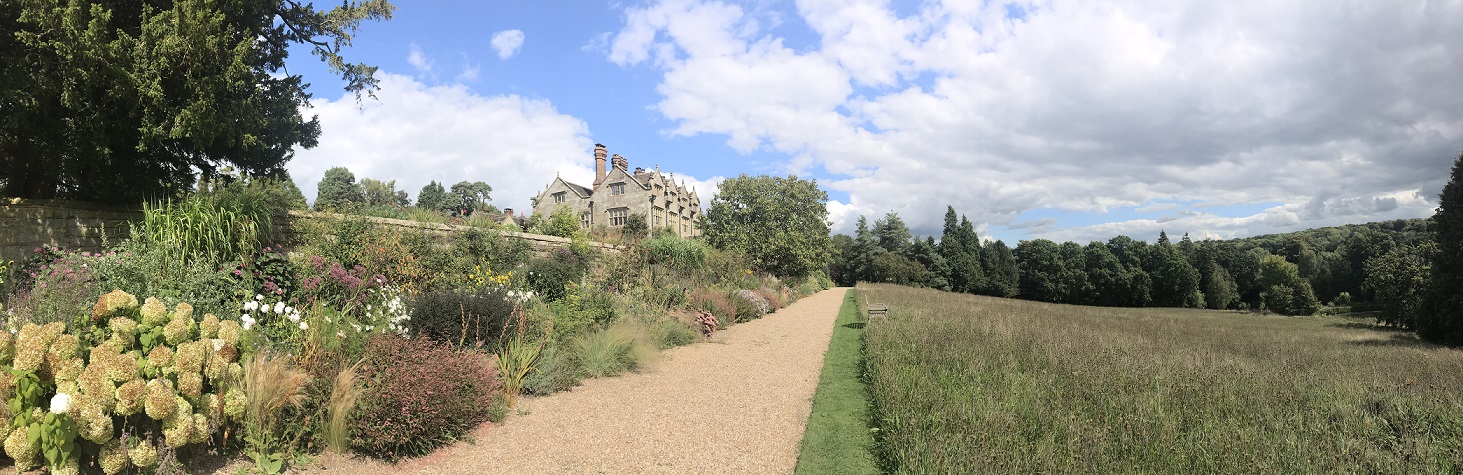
858 283 1463 474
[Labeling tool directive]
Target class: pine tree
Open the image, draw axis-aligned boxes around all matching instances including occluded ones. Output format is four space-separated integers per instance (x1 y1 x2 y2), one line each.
1421 151 1463 344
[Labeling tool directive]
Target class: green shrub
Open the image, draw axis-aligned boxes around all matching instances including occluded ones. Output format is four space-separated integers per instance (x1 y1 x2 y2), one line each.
523 248 589 301
408 288 517 348
545 285 617 339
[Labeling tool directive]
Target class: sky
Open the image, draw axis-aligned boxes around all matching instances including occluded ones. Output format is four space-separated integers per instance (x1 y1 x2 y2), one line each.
283 0 1463 244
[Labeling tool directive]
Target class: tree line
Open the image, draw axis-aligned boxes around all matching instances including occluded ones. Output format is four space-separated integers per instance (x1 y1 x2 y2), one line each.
831 188 1453 340
314 166 494 217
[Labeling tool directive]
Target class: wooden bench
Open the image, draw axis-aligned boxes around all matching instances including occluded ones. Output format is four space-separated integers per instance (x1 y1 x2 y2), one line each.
867 303 888 321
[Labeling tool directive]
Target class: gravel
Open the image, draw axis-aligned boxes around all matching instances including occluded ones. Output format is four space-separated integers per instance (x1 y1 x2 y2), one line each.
298 287 849 475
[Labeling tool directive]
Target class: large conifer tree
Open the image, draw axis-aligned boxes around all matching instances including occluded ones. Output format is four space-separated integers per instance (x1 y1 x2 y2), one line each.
1420 151 1463 345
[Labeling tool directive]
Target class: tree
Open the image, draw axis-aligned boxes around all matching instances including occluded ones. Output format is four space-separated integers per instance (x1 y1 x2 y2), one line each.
980 240 1019 297
1364 243 1433 328
1015 239 1068 303
1257 254 1320 315
1421 150 1463 345
361 178 409 207
0 0 394 201
536 205 581 238
416 181 452 214
314 167 363 211
701 175 832 281
1202 262 1240 310
872 212 912 254
1085 242 1129 307
450 181 493 216
1147 242 1201 307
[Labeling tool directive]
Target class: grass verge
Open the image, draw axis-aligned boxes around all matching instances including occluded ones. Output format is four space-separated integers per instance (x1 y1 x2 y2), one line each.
862 283 1463 474
794 289 879 475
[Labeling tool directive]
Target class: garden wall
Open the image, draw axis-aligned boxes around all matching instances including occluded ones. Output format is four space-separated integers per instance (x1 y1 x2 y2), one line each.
0 198 141 263
0 199 618 264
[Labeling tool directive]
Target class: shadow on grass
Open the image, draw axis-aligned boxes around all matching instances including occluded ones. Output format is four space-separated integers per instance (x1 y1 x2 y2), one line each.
843 322 865 329
1347 333 1437 349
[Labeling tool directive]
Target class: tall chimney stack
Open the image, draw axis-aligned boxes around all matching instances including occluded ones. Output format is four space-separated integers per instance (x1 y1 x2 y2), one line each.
593 144 608 186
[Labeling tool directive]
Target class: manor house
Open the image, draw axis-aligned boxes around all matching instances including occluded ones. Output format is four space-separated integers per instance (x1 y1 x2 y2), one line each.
532 144 701 237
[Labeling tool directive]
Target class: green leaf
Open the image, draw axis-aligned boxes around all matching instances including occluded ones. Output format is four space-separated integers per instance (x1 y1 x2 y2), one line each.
27 424 40 444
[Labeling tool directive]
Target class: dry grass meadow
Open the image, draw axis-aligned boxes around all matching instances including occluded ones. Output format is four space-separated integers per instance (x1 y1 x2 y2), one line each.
858 283 1463 474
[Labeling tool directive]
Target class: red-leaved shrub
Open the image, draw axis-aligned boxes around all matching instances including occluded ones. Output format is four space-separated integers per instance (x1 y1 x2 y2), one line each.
351 333 502 459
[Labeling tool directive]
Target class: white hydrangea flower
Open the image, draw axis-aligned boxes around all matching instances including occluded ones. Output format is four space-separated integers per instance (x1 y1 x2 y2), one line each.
50 393 72 414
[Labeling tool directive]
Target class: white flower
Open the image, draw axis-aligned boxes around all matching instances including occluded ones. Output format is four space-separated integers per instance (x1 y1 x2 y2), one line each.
337 331 345 338
284 306 293 314
243 301 258 311
273 302 286 314
255 294 264 301
212 339 224 351
299 321 308 331
286 312 300 323
242 319 254 331
260 303 272 314
49 393 72 414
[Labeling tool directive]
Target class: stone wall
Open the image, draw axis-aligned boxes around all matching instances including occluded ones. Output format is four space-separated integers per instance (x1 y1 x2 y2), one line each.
279 211 621 257
0 198 141 263
0 199 616 265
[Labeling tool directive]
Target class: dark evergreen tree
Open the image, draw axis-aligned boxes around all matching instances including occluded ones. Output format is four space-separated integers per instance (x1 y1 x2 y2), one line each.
1421 151 1463 344
314 166 363 211
981 240 1020 297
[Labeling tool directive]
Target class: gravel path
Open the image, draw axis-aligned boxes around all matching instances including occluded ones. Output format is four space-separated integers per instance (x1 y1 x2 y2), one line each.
303 287 849 475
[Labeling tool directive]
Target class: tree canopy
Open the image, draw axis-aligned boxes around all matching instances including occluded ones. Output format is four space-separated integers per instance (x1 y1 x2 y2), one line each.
701 174 831 281
0 0 394 201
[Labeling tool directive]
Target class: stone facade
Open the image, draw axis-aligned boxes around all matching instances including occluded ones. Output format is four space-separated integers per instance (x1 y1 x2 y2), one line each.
531 144 702 237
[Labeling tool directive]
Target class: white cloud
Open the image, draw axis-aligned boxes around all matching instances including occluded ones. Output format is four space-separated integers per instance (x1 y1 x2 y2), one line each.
406 43 434 77
607 0 1463 240
456 53 481 82
289 73 595 214
491 29 526 59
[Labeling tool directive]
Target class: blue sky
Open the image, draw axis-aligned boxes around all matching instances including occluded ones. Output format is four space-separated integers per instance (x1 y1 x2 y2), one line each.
283 0 1463 244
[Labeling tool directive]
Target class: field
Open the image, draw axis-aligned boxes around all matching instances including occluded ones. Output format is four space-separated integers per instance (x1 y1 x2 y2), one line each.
858 283 1463 474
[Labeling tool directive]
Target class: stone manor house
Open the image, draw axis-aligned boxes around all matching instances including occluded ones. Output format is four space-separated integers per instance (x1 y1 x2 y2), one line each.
532 144 701 237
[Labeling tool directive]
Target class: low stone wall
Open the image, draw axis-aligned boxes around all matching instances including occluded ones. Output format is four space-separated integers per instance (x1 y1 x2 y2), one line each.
0 199 616 265
280 210 621 257
0 198 141 263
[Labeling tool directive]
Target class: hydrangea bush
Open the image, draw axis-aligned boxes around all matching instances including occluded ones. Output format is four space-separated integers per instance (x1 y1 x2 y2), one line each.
0 290 244 474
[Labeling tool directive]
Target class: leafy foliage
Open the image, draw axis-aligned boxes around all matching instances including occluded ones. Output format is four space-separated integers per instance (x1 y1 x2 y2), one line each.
407 288 517 348
1421 150 1463 345
701 174 832 280
315 167 364 211
0 0 394 200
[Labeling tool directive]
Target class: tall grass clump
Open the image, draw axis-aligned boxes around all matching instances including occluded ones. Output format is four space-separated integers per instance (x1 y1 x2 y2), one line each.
573 321 656 378
324 361 364 455
642 234 707 273
860 283 1463 474
244 354 313 474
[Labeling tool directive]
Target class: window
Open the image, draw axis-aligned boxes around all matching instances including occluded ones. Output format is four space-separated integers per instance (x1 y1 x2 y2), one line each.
610 183 626 195
553 192 566 203
608 208 628 226
654 207 664 226
580 212 590 229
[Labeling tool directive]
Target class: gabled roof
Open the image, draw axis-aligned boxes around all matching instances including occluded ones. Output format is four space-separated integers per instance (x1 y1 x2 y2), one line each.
548 176 592 199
